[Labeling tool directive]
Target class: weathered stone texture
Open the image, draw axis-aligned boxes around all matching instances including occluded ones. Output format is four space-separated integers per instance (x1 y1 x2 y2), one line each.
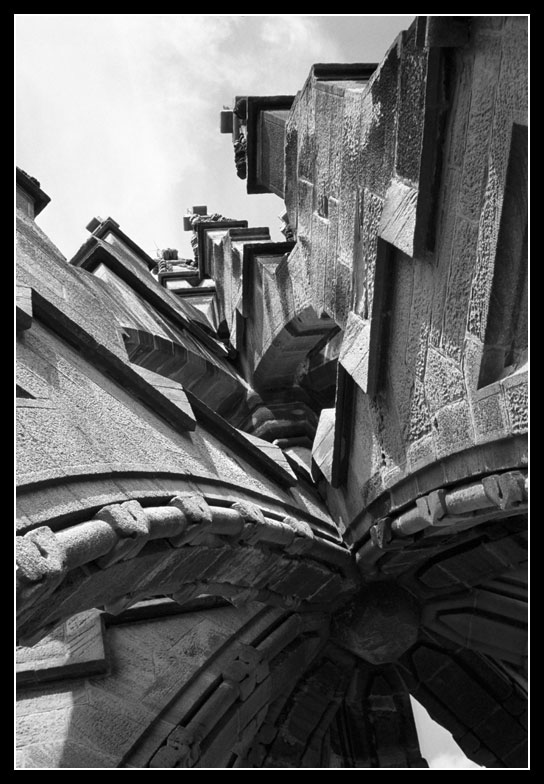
458 33 502 221
387 252 416 430
17 310 335 530
338 88 366 274
323 197 339 318
283 16 528 507
472 389 509 443
17 610 106 685
16 15 527 770
446 53 474 170
435 399 475 459
310 213 329 313
440 218 480 360
361 39 401 199
395 26 426 185
430 167 462 349
16 606 264 767
407 379 432 444
379 180 418 257
357 189 383 318
467 22 528 343
424 346 465 412
314 88 333 207
333 261 352 329
504 376 528 435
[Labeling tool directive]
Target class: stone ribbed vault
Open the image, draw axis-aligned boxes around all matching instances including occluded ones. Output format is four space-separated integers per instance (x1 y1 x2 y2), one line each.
17 15 527 769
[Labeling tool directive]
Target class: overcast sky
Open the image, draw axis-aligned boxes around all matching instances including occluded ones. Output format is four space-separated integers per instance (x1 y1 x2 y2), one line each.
15 14 483 769
15 14 418 261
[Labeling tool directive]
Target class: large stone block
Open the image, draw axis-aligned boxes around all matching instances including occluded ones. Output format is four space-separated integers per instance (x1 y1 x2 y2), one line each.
379 179 418 257
386 249 415 430
358 189 384 318
471 386 509 443
310 212 329 314
440 217 479 361
502 370 528 435
424 346 466 413
314 88 333 206
16 284 33 332
362 37 401 198
323 196 339 317
296 178 314 245
458 33 502 221
407 376 432 444
17 610 107 685
446 53 474 169
338 88 365 207
434 399 475 459
338 312 371 394
429 167 462 348
406 431 437 474
312 408 336 484
395 26 426 186
333 262 352 329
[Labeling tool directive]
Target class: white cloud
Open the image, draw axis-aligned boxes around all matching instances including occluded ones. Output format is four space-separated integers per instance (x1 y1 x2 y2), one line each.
410 697 483 770
15 15 412 260
431 752 482 770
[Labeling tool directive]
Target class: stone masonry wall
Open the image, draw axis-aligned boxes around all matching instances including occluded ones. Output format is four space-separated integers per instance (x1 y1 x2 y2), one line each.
282 17 528 528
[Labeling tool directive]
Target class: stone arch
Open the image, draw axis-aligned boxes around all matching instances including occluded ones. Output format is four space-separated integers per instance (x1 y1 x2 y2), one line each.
252 305 339 394
17 492 358 645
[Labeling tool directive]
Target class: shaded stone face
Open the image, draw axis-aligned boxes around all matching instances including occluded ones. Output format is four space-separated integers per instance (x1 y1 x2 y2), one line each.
16 14 528 769
332 582 420 664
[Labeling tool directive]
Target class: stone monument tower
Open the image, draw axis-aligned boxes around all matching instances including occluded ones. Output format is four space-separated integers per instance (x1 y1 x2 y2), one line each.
16 16 527 768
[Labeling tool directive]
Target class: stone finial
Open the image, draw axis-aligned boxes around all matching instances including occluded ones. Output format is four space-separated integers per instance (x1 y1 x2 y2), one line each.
160 248 179 261
183 207 239 267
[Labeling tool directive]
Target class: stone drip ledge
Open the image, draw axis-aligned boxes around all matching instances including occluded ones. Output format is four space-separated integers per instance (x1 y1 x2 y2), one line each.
16 493 359 645
355 469 528 573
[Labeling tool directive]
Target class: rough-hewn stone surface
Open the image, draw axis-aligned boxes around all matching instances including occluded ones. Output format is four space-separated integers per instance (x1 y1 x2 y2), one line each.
279 17 527 528
16 14 527 770
16 604 266 767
